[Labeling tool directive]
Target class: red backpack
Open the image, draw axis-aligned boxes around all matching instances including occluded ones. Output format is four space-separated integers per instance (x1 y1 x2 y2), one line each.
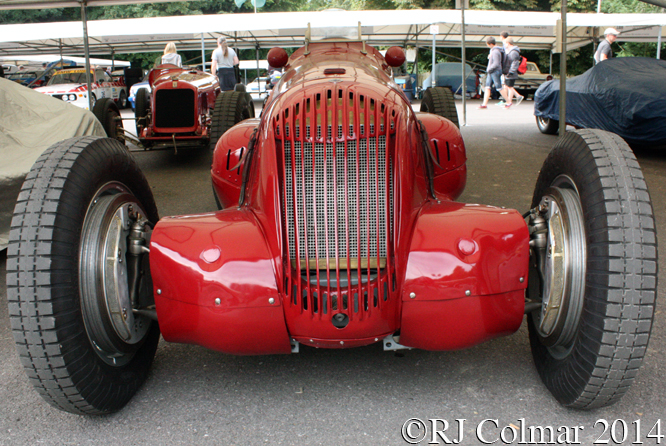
517 56 528 75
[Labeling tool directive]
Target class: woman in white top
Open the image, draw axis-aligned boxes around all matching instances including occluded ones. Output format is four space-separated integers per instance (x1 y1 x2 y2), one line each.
211 37 239 91
161 42 182 67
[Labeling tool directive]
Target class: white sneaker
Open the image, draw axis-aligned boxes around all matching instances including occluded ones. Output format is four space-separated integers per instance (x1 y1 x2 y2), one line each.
515 96 524 106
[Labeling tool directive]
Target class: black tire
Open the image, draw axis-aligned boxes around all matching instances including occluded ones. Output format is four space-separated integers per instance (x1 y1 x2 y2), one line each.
7 136 160 415
527 129 657 409
420 87 459 128
135 88 150 134
93 98 123 143
245 93 256 118
234 83 246 92
212 182 223 210
536 115 559 135
210 91 252 152
117 89 128 109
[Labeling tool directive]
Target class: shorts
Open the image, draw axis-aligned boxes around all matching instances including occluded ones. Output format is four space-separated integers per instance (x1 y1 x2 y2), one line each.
485 71 502 90
504 78 516 88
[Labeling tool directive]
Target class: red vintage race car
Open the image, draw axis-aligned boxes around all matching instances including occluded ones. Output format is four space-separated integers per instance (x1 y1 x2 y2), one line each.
7 29 657 415
92 64 254 151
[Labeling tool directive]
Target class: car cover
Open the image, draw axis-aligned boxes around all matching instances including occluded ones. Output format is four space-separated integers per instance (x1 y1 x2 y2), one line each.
534 57 666 146
0 77 105 250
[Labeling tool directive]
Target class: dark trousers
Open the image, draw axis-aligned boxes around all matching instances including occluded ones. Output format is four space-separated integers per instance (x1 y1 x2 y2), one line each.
217 67 236 91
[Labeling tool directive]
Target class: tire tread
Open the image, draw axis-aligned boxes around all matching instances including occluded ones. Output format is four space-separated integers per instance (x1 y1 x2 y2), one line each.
530 129 657 409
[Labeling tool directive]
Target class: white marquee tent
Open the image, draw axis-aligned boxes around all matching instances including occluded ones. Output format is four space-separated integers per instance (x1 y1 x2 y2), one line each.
1 9 665 57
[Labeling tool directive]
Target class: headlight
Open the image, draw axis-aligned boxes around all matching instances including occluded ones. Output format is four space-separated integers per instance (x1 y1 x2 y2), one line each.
69 94 76 101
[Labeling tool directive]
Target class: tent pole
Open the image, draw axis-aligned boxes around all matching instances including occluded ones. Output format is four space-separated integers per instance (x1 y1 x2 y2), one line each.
201 34 206 72
59 39 63 65
558 0 567 137
111 50 115 71
549 50 552 75
431 32 436 88
256 44 261 94
658 26 662 59
81 0 93 111
461 1 466 126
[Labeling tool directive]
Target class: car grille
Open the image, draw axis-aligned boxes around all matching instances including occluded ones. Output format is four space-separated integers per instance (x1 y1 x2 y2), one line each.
275 87 396 320
154 89 195 128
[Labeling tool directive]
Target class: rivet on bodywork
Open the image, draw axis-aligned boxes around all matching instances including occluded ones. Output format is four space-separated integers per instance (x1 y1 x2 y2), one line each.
269 298 275 304
215 298 221 306
409 292 416 299
465 290 471 296
340 341 344 345
157 289 162 295
520 277 525 283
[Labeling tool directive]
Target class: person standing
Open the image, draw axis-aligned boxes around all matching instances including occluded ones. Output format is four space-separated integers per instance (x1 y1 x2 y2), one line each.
479 37 507 109
499 31 509 49
161 42 182 67
212 37 239 91
594 28 620 64
500 37 524 109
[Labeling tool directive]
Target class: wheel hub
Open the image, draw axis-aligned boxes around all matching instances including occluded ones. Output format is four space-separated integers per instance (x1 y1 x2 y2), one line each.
79 185 153 366
529 176 587 356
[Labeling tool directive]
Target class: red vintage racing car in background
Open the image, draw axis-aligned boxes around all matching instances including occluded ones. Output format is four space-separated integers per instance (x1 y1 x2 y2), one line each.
133 64 253 151
7 27 657 415
92 63 254 152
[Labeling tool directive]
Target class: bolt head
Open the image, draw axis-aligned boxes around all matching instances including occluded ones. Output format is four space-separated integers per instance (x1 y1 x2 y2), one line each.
409 292 416 299
268 297 275 304
214 298 221 306
157 289 162 295
465 290 471 296
519 277 525 283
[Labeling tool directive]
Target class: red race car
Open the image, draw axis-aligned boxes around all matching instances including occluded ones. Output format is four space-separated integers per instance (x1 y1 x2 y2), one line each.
93 64 254 152
7 28 657 415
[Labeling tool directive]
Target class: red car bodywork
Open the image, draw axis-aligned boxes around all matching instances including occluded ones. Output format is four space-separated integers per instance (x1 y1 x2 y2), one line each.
150 41 529 354
138 65 220 147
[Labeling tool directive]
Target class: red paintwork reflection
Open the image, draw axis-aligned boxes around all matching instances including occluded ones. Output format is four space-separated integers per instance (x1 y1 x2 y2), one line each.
150 208 291 354
398 201 529 350
415 112 467 200
212 118 259 208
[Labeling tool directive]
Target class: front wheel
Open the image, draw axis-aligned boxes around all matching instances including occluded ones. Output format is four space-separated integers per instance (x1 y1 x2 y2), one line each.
536 115 558 135
117 89 129 109
420 87 459 128
210 90 252 152
93 98 123 143
527 129 657 409
7 136 160 414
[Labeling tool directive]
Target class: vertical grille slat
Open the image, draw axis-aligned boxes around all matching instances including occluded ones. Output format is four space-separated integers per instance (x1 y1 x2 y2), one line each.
279 86 394 321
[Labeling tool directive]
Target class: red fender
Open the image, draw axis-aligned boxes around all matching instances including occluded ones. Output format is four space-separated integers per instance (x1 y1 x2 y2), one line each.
399 201 529 350
150 207 292 355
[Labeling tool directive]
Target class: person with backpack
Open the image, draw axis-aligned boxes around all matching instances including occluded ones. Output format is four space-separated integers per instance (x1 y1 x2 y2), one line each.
500 37 525 109
478 37 507 109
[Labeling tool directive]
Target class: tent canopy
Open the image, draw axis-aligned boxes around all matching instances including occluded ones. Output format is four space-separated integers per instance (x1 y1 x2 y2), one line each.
0 9 665 57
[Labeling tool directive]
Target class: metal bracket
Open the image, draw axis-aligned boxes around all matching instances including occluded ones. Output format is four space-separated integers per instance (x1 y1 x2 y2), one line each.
383 334 412 351
290 339 300 353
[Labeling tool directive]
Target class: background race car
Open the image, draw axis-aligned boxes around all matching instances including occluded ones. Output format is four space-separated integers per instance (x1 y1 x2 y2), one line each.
35 67 129 110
